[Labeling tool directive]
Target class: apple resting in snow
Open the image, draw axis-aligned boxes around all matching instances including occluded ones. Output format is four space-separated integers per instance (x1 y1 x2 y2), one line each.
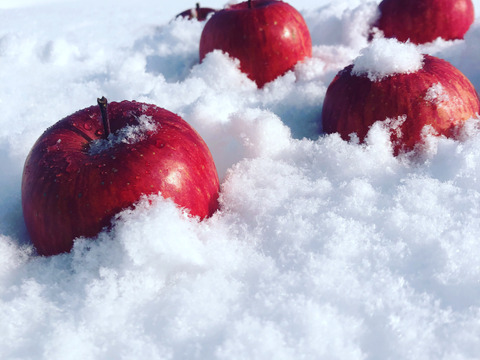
199 0 312 88
321 55 480 154
22 98 220 256
371 0 475 44
176 3 216 21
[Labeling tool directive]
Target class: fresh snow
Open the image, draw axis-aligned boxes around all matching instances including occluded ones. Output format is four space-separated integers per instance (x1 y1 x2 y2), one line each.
89 114 158 155
352 38 424 81
2 0 480 359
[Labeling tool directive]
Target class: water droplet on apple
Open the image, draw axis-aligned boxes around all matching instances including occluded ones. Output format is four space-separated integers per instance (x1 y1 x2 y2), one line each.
95 130 103 137
83 122 92 130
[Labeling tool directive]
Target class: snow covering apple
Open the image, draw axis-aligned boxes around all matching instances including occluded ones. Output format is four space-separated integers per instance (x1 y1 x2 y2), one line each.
21 98 220 256
175 3 217 21
199 0 312 88
371 0 475 44
321 39 480 154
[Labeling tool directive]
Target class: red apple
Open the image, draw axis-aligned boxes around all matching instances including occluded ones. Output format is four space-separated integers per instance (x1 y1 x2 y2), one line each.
176 2 217 21
22 98 220 256
321 55 480 154
199 0 312 88
372 0 475 44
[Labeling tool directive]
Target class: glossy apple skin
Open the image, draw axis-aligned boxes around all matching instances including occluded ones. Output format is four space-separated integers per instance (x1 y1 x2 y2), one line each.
373 0 474 44
22 101 220 256
321 55 480 154
199 0 312 88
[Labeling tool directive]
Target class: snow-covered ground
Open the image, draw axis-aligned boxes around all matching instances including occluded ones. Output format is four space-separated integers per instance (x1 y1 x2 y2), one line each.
2 0 480 358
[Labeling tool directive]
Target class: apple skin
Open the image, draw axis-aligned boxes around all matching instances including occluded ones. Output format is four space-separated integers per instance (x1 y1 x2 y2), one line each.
176 3 216 21
199 0 312 88
321 55 480 154
22 100 220 256
372 0 474 44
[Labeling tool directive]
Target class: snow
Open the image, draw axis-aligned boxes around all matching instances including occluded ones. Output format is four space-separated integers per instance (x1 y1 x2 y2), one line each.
352 38 424 81
2 0 480 359
424 83 451 106
89 114 157 155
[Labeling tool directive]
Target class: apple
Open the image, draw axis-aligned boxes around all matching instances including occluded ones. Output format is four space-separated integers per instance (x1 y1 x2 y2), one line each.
199 0 312 88
321 55 480 154
176 2 217 21
371 0 475 44
22 98 220 256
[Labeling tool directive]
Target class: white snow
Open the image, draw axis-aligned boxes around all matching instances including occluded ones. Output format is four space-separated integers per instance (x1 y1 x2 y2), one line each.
424 82 453 108
2 0 480 359
89 114 158 155
352 38 424 81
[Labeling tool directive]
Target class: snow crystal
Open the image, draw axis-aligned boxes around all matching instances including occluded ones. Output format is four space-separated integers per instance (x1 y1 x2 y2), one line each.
352 37 424 81
424 82 452 108
88 115 157 155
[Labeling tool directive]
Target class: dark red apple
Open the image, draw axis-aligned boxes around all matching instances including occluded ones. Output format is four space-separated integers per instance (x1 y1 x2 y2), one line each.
372 0 475 44
321 55 480 154
22 98 220 256
199 0 312 88
176 2 217 21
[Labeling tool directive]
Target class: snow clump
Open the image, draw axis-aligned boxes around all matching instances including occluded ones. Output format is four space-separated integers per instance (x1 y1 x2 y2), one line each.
352 37 424 81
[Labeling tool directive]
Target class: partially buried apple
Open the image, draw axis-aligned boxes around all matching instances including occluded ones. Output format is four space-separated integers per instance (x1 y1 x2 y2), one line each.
199 0 312 88
175 2 216 21
22 98 220 256
371 0 475 44
320 39 480 155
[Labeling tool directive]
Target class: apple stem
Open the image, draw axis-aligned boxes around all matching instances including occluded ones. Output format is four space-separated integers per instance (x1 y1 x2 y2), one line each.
196 2 200 10
97 97 111 139
248 0 252 8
